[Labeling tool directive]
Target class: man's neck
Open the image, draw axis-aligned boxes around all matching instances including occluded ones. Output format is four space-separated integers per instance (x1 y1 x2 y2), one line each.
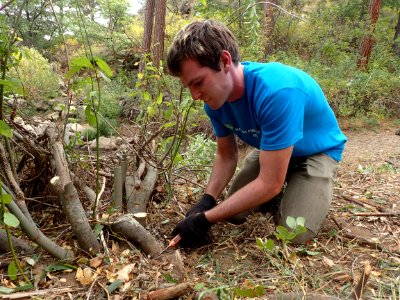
227 63 245 102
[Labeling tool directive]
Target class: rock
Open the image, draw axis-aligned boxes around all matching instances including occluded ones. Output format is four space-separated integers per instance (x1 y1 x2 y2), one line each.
89 136 118 151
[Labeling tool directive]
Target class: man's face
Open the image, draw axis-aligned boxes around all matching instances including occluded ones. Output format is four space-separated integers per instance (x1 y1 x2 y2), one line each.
179 58 232 110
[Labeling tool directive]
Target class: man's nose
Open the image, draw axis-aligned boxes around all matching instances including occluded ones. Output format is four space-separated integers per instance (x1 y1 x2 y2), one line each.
190 87 202 100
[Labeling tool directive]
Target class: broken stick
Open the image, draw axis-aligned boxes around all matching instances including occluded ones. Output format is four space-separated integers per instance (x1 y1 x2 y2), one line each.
141 282 192 300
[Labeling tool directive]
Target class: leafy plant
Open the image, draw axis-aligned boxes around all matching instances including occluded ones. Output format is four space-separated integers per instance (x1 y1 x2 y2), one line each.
8 47 60 101
256 216 307 263
175 134 217 181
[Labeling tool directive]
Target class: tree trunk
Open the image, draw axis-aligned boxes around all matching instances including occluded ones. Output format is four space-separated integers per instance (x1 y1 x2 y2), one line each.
392 12 400 56
357 0 382 70
263 1 275 60
140 0 155 72
152 0 166 68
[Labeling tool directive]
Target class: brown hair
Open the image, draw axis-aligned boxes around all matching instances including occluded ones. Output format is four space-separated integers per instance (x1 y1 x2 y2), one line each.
166 19 240 76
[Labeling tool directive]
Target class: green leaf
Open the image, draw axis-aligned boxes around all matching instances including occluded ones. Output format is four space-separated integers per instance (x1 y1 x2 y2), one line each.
107 279 123 293
4 212 20 227
162 273 178 284
147 105 155 118
296 216 306 227
143 91 151 101
256 237 264 249
44 264 76 273
0 120 13 138
65 65 82 79
85 106 97 127
7 261 17 280
94 57 113 77
265 239 275 251
286 216 296 229
15 283 33 292
71 56 93 69
0 194 12 204
0 79 18 87
0 286 14 294
93 224 103 237
156 92 163 105
275 225 289 238
162 121 177 129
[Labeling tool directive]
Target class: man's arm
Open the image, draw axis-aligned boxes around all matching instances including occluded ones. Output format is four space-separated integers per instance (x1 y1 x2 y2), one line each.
205 146 293 223
205 134 238 199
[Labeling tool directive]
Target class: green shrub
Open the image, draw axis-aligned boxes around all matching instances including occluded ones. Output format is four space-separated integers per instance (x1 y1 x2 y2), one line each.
81 116 117 141
9 47 61 101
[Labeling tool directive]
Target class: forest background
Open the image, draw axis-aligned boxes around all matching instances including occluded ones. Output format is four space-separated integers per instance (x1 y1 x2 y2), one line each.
0 0 399 299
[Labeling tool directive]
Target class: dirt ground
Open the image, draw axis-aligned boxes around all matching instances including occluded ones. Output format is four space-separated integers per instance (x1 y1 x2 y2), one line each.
1 120 399 300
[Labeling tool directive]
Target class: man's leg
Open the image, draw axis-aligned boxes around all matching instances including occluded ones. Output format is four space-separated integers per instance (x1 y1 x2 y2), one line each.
225 149 260 224
277 153 338 244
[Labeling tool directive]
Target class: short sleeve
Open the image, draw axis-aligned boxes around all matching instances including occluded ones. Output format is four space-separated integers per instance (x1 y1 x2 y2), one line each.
257 88 307 150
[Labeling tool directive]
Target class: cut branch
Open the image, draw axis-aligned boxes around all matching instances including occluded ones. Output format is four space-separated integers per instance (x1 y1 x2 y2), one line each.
2 185 71 259
142 282 192 300
0 141 34 223
46 125 100 254
126 161 158 214
61 182 101 254
110 214 163 257
0 229 34 255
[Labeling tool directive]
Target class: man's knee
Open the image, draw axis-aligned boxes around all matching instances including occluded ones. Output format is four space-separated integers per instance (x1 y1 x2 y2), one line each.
289 228 316 245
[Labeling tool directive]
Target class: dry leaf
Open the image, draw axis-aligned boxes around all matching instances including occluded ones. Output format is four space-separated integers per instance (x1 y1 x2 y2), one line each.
76 267 97 285
90 256 103 268
322 256 335 268
116 263 136 282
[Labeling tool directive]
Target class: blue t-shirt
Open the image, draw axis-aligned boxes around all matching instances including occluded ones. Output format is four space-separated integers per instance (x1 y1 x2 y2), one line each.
204 62 347 161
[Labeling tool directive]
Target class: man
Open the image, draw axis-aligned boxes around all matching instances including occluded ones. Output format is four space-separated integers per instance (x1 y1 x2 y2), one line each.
166 19 347 247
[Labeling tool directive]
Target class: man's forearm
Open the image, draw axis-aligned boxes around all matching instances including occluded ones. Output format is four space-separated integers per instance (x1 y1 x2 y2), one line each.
205 153 237 199
205 175 281 223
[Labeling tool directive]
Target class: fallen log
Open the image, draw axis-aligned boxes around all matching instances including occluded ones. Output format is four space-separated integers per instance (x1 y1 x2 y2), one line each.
110 214 163 257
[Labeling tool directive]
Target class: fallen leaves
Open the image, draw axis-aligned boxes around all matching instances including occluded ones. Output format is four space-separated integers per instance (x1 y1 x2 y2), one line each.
76 267 98 285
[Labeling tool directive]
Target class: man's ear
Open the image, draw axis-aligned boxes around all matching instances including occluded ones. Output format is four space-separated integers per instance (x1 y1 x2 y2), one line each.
220 50 232 69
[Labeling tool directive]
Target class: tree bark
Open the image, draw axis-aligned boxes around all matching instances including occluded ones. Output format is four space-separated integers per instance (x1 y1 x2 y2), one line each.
263 1 275 59
0 229 34 255
357 0 382 70
126 162 158 214
152 0 166 68
46 125 100 254
2 188 71 259
140 0 155 72
61 182 101 254
110 214 163 257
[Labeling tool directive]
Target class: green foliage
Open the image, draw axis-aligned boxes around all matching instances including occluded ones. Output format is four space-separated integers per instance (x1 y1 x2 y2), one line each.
0 120 13 138
176 134 217 181
81 116 116 141
256 216 307 263
8 47 61 100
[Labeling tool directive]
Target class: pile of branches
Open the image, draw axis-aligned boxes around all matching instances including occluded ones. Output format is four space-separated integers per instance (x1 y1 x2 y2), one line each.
0 116 164 260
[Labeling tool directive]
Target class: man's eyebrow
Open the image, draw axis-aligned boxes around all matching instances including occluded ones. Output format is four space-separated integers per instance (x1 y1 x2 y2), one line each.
187 76 201 87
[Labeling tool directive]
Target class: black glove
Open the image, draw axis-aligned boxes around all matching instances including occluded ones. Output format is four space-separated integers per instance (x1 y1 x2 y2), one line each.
171 212 212 248
186 194 216 217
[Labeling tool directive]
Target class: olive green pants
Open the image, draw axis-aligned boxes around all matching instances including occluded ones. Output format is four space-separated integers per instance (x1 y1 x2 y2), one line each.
226 150 338 244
